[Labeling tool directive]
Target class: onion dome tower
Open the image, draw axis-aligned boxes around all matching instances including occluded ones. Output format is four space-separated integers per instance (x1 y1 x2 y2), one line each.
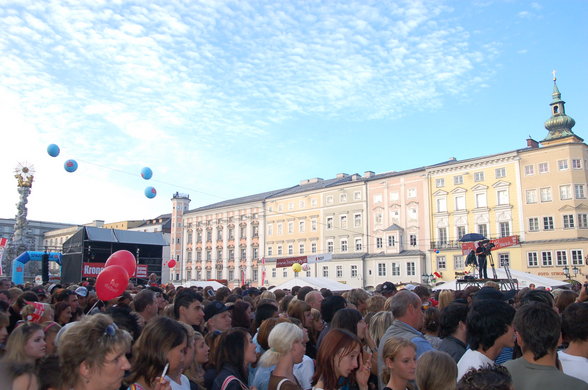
541 72 583 146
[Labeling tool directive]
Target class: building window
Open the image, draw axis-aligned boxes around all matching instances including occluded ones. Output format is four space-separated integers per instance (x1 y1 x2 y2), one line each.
336 265 343 278
540 188 552 202
575 185 586 199
529 218 539 232
322 266 328 277
228 269 234 280
538 162 549 173
341 239 348 252
499 222 510 237
288 222 294 234
376 237 383 249
299 200 305 208
542 251 553 266
354 191 361 200
311 219 317 231
454 255 464 270
407 262 416 276
526 190 537 204
327 240 334 253
579 214 588 228
474 172 484 182
267 247 273 256
436 198 447 212
457 226 466 241
495 168 506 178
355 238 363 251
560 185 572 200
306 270 311 277
437 256 446 270
390 191 399 201
375 213 383 224
351 265 358 277
283 268 288 277
499 253 510 267
378 263 386 276
407 188 416 198
206 251 211 261
354 214 362 227
477 224 488 237
299 243 305 254
326 217 333 229
277 245 283 255
558 160 569 170
299 221 305 232
437 228 448 246
288 244 293 255
571 250 584 265
524 165 534 175
410 234 417 246
311 198 317 207
277 223 283 234
340 193 347 202
454 175 463 185
527 252 538 267
311 242 317 253
543 217 554 231
388 235 396 247
436 178 445 187
475 193 487 208
563 214 575 229
252 269 258 281
455 196 466 210
326 196 334 204
373 194 383 203
572 159 582 169
497 190 509 205
556 250 568 266
392 263 400 276
340 215 348 228
267 224 273 235
229 249 234 260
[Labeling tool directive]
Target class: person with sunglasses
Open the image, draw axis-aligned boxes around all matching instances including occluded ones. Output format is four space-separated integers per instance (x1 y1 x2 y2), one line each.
59 313 133 390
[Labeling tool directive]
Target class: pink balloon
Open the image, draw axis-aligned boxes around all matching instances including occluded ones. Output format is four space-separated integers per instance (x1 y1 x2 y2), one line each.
168 259 177 268
96 265 129 301
105 250 137 278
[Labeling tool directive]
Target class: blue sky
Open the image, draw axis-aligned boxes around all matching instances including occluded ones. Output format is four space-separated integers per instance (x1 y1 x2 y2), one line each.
1 0 587 225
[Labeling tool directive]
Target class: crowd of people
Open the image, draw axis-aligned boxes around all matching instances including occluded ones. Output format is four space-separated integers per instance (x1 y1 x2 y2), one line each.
0 275 587 390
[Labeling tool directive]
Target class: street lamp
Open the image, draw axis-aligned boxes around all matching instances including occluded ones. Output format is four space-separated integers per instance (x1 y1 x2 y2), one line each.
563 265 570 279
572 266 579 278
421 273 431 285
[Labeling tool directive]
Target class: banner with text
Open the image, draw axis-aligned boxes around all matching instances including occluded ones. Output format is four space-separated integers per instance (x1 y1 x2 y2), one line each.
461 235 520 255
82 262 148 278
275 253 332 268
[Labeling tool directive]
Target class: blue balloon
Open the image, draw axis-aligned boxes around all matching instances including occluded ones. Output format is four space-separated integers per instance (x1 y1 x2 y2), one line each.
47 144 60 157
64 159 78 173
144 186 157 198
141 167 153 180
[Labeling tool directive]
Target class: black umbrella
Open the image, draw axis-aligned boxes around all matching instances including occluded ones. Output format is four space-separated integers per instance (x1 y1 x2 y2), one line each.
459 233 487 242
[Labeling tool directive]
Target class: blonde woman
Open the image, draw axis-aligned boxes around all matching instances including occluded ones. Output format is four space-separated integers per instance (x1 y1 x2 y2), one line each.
437 290 454 311
416 350 457 390
381 338 416 390
258 322 305 390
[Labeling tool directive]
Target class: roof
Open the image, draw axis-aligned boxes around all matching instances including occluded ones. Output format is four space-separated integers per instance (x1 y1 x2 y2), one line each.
84 226 167 246
187 187 293 213
383 224 403 232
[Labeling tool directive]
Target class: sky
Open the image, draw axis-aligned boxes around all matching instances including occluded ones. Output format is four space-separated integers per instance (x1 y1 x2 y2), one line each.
1 0 587 226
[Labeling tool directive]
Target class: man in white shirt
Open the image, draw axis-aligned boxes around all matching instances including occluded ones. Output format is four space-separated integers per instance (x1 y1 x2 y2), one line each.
457 299 515 380
558 302 588 383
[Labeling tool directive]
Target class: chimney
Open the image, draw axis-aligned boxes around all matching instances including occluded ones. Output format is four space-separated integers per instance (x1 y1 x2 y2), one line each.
363 171 375 178
526 138 539 148
449 157 457 161
336 173 349 179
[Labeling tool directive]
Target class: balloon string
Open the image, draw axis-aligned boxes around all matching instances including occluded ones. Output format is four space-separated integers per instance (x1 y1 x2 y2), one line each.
87 299 102 314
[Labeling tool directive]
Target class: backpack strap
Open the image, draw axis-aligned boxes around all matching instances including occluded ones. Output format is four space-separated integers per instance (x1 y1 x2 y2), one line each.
220 375 249 390
276 378 289 390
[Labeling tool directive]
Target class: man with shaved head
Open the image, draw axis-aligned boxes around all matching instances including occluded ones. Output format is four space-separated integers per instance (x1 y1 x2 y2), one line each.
304 290 324 311
377 290 433 389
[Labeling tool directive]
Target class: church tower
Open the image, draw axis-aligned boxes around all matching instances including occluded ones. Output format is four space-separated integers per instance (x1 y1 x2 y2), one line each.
541 73 583 146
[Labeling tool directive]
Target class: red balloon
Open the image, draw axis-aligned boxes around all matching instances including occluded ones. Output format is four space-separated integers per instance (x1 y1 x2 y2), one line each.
168 259 177 268
105 250 137 278
96 265 129 301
